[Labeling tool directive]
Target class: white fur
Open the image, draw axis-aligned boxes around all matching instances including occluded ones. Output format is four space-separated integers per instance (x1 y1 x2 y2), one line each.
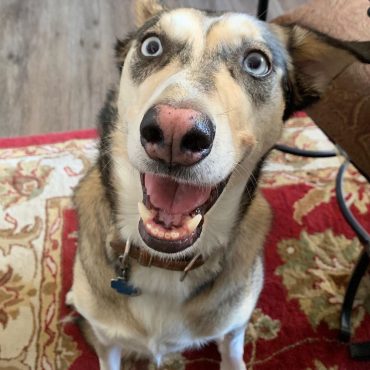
218 327 247 370
161 10 202 44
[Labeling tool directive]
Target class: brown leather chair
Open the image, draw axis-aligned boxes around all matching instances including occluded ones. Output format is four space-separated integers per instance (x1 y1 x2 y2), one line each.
274 0 370 181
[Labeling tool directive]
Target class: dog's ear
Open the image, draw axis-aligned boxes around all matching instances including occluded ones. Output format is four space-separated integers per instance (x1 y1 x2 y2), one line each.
115 1 165 73
275 24 370 117
135 0 165 27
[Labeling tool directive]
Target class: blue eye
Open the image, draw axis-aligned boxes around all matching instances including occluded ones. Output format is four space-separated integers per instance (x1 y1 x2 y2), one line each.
141 36 163 57
242 51 270 77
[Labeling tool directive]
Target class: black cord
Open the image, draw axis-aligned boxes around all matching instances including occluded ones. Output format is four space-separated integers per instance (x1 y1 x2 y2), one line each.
336 161 370 247
274 147 369 243
274 143 337 158
336 161 370 360
257 0 269 21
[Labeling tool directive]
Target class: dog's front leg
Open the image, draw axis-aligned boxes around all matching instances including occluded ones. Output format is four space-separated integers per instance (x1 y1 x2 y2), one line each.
89 325 122 370
217 326 247 370
97 344 122 370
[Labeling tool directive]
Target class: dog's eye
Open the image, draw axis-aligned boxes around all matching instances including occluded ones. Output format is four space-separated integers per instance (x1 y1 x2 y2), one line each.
141 36 163 57
242 51 270 77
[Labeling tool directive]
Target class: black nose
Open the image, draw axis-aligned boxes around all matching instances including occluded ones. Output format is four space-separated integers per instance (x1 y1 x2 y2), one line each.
140 105 215 166
140 107 163 146
180 118 215 154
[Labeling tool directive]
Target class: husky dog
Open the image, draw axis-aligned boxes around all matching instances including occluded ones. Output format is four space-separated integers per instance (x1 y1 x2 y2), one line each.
68 1 370 369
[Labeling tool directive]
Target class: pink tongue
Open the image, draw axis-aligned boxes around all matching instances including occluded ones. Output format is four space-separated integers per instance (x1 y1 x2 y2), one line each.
145 174 212 214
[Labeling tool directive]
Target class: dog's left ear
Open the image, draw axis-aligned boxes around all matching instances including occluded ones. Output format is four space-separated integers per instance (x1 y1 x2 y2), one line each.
135 0 165 27
115 1 165 73
275 24 370 116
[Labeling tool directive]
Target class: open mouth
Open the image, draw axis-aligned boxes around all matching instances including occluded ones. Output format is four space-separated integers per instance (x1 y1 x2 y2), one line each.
138 173 228 254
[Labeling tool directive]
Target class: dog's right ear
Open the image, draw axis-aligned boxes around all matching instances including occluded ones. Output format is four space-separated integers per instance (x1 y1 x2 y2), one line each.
135 0 165 27
272 24 370 118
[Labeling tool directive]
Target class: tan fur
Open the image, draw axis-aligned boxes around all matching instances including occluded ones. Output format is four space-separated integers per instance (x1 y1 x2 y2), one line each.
73 168 148 338
185 194 271 337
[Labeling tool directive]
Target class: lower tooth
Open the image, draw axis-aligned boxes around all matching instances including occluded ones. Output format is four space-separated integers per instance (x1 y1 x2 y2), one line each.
171 232 179 239
165 232 171 240
158 231 164 238
152 228 159 236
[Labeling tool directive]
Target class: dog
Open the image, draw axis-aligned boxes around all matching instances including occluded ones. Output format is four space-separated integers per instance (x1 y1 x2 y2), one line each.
68 1 370 369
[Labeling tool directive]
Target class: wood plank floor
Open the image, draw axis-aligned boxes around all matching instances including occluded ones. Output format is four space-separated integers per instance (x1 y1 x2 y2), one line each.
0 0 307 137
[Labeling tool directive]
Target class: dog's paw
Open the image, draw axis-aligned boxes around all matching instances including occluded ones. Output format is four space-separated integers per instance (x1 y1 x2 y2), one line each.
65 290 74 307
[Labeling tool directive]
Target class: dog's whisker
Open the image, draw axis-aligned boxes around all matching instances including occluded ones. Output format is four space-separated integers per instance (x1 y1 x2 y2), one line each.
215 107 240 117
114 125 129 135
99 120 129 136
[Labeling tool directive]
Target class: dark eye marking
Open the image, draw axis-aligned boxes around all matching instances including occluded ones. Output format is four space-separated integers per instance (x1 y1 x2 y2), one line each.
129 32 189 83
216 41 279 105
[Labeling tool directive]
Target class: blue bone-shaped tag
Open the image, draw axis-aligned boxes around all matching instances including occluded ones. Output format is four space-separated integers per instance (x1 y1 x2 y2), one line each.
111 277 141 296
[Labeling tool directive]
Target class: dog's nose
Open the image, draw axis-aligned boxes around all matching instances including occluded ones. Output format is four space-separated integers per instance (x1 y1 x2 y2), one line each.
140 105 215 166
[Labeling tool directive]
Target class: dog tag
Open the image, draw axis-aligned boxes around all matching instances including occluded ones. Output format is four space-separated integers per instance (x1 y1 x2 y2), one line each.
110 239 141 296
111 277 141 296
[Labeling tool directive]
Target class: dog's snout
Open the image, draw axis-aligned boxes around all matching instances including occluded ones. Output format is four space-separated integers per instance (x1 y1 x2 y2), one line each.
140 105 215 166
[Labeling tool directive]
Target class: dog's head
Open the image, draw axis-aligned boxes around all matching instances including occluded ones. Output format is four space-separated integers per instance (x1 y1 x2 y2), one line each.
103 0 370 257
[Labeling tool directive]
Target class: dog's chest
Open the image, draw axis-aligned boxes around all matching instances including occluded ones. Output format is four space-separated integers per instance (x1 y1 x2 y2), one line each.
124 294 200 356
120 268 208 355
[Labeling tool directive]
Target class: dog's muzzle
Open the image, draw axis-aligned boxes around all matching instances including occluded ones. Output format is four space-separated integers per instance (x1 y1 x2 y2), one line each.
137 104 227 254
140 104 215 167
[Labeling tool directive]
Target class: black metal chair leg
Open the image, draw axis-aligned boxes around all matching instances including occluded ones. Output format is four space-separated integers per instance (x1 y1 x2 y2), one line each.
336 162 370 249
334 160 370 358
350 340 370 360
339 250 370 342
257 0 269 21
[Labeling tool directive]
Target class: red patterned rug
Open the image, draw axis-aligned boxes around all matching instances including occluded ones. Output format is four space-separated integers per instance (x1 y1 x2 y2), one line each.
1 115 369 370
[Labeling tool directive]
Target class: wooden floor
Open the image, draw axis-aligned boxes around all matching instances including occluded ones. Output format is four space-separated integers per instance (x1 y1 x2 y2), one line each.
0 0 307 137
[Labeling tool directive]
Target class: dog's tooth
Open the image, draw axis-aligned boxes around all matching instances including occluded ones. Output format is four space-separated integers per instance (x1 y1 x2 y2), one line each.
186 214 202 233
138 202 153 223
164 232 171 240
171 231 179 240
152 227 159 236
158 231 165 238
